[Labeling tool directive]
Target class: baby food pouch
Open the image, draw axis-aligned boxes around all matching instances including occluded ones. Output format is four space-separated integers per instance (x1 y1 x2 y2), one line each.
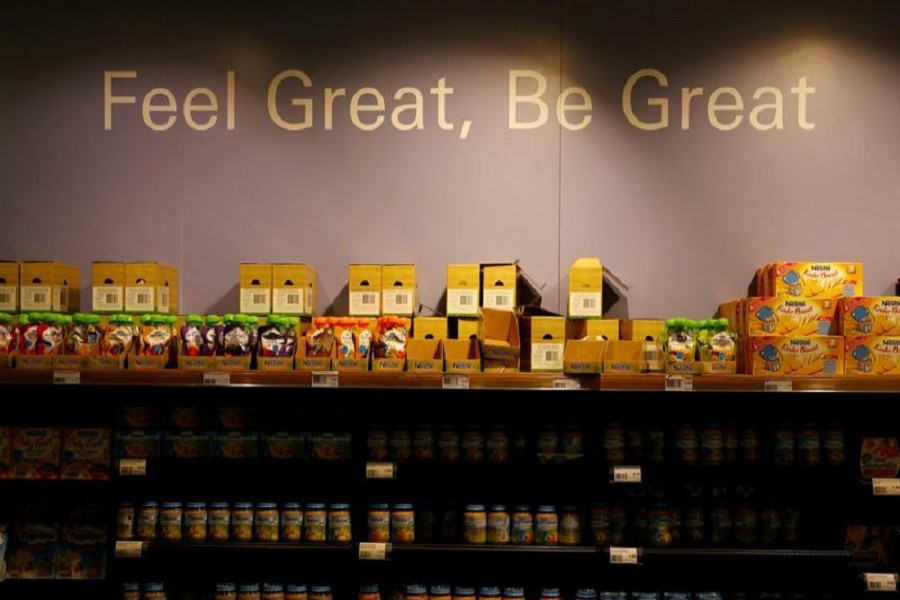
374 316 409 359
18 313 39 355
306 317 335 357
180 315 205 357
102 315 135 357
665 318 696 362
335 318 357 359
202 315 223 356
258 315 295 357
357 319 373 358
38 313 64 356
220 314 256 356
0 312 17 355
68 314 103 356
138 315 172 357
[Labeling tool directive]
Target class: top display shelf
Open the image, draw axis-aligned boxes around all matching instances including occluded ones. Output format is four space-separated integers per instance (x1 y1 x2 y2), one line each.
1 370 899 392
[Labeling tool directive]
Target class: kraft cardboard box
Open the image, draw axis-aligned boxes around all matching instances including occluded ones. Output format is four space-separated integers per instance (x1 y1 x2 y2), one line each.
0 260 19 312
125 262 176 314
620 319 666 342
478 308 520 370
766 261 864 299
349 263 382 316
20 261 80 313
272 263 317 316
407 338 443 372
455 317 479 340
841 297 900 336
239 263 273 315
447 264 480 317
91 261 125 313
570 319 619 341
444 338 481 373
568 258 603 318
164 264 180 315
746 336 844 376
481 263 517 310
602 340 643 374
382 264 416 317
414 316 448 340
845 336 900 376
740 297 838 336
521 315 566 373
296 333 332 372
563 339 607 374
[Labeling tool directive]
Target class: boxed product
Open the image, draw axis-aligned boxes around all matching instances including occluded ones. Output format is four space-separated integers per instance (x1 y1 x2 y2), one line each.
9 427 61 479
239 263 272 315
262 431 306 460
407 338 443 372
443 338 481 373
130 314 178 369
381 264 416 316
333 317 374 371
447 264 480 317
724 297 838 336
765 261 863 298
413 316 448 340
170 406 207 429
61 429 111 481
213 314 258 370
57 523 107 580
256 315 298 371
178 315 214 370
114 431 162 459
298 317 333 370
0 260 19 312
620 319 666 342
520 314 566 373
125 262 177 314
7 522 59 579
272 263 317 316
348 263 382 316
568 258 603 318
602 340 643 374
455 317 479 340
841 297 900 336
570 318 619 341
20 261 80 313
860 437 900 480
311 432 352 460
164 431 211 458
746 336 844 376
91 261 125 313
213 431 260 459
481 263 517 310
478 308 520 371
563 339 607 374
216 405 256 430
844 336 900 376
372 316 409 371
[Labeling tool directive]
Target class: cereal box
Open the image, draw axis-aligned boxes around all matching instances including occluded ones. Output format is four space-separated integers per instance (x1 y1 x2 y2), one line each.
263 431 307 460
746 336 844 376
57 523 107 580
860 437 900 480
769 262 863 299
61 429 111 481
841 297 900 336
311 432 352 460
745 297 837 336
7 522 59 579
114 430 162 459
213 431 259 459
164 431 211 458
844 336 900 376
9 428 61 479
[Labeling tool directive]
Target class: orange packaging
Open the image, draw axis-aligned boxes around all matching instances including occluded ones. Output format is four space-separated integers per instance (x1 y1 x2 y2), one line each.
767 262 863 299
746 336 844 376
306 317 335 358
844 336 900 376
744 297 837 336
840 297 900 336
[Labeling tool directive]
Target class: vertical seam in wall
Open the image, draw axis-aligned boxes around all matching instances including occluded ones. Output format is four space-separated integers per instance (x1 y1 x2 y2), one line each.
557 0 564 313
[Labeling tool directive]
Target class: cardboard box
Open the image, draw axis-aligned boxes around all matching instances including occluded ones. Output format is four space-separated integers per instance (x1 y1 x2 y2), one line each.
478 308 520 370
563 339 607 374
602 340 644 374
296 338 332 371
767 261 864 299
736 297 838 336
125 262 177 314
57 523 108 580
212 355 252 371
20 261 80 313
621 319 666 342
568 258 603 318
257 355 294 371
178 356 215 371
239 263 272 315
447 264 480 317
407 338 443 372
414 317 448 340
521 315 566 372
349 263 382 316
9 427 61 479
571 319 619 341
53 355 86 370
482 263 517 310
845 336 900 376
382 264 416 316
272 263 316 316
0 260 19 312
746 336 844 376
841 297 900 336
61 428 111 481
455 317 479 340
164 264 180 314
91 261 125 313
16 355 54 370
444 338 482 372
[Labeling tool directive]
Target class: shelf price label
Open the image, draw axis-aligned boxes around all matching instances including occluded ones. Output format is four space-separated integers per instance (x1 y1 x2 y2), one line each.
665 374 692 392
366 462 396 479
873 478 900 496
359 542 391 561
118 458 147 477
612 466 642 484
115 540 145 559
609 546 639 565
312 371 339 388
764 379 793 392
442 374 470 389
203 372 231 386
864 573 898 592
53 371 80 385
552 378 581 390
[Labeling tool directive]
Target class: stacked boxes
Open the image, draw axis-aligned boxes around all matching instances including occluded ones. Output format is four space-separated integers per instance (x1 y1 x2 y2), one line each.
125 262 178 314
239 263 273 315
348 264 382 317
19 261 81 313
0 260 19 312
381 264 416 317
272 264 317 316
841 297 900 376
91 262 126 313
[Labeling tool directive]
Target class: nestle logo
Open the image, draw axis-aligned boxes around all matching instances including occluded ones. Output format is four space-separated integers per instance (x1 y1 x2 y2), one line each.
809 265 829 271
784 301 805 307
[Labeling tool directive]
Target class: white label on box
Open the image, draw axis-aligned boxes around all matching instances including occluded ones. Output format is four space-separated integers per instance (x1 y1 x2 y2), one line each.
569 292 603 317
531 342 564 371
447 289 478 315
350 291 380 316
115 540 144 559
552 378 581 390
53 371 80 385
865 573 898 592
873 478 900 496
366 462 396 479
383 289 414 315
239 288 271 314
483 289 515 310
203 372 231 386
359 542 390 560
158 286 170 314
273 287 305 314
442 373 470 389
93 285 123 312
665 374 693 392
312 371 339 388
118 458 147 477
610 546 639 565
764 379 793 392
126 286 156 312
53 285 69 312
613 466 642 483
20 285 52 311
0 285 16 311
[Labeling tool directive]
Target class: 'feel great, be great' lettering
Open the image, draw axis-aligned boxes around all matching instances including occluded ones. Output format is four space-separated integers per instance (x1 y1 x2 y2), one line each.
103 68 815 137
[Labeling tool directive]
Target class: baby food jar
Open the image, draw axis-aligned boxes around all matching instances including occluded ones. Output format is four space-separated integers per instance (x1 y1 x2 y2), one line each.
590 502 611 544
823 424 845 466
710 504 732 544
430 584 451 600
535 505 559 544
117 502 135 540
674 422 699 466
239 583 261 600
438 424 460 464
487 424 510 464
511 505 533 544
561 425 585 456
255 503 280 542
367 503 390 542
232 502 254 542
734 503 758 545
184 501 208 542
539 588 561 600
160 501 183 541
463 504 487 543
648 503 673 547
216 583 237 600
359 584 381 600
576 590 598 600
391 503 415 543
537 424 559 455
328 503 352 542
463 424 485 464
309 585 332 600
405 584 428 600
603 423 625 464
280 503 303 542
701 423 724 467
413 423 435 463
559 505 582 545
368 423 389 461
122 582 141 600
304 503 327 542
478 587 500 600
797 423 821 467
137 501 159 540
487 504 510 544
285 584 308 600
209 502 231 542
262 583 285 600
772 424 795 467
142 583 166 600
502 588 524 600
390 425 412 463
453 587 476 600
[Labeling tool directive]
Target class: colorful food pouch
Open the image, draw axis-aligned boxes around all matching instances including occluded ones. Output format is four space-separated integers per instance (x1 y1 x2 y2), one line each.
38 313 64 356
335 318 357 358
306 317 335 358
357 319 373 358
138 315 172 356
258 315 294 357
374 316 409 359
180 315 205 357
220 314 257 356
102 315 135 357
68 314 103 356
202 315 223 357
0 312 16 355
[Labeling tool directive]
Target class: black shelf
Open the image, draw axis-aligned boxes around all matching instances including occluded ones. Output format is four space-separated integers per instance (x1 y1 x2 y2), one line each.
124 540 354 558
633 547 852 561
389 542 597 555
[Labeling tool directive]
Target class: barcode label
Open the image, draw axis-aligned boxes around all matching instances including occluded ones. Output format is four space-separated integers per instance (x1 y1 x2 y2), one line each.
287 293 301 305
459 295 473 306
362 294 376 304
447 289 478 315
495 296 509 306
138 294 150 304
665 374 693 391
483 289 514 310
583 298 596 309
350 291 380 316
93 286 123 311
552 378 581 390
443 374 470 389
610 547 638 565
613 466 642 483
34 292 48 304
126 286 155 311
274 288 305 314
764 379 793 392
203 372 231 386
532 343 564 371
383 290 413 315
118 458 147 477
20 285 51 310
240 288 270 313
546 350 559 362
115 540 144 559
873 478 900 496
53 371 80 385
366 462 396 479
0 286 15 310
359 542 390 561
253 294 266 304
864 573 898 592
569 292 603 317
312 371 339 388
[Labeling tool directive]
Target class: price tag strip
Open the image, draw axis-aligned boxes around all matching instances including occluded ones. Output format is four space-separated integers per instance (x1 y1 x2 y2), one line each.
118 458 148 477
864 573 898 592
873 478 900 496
366 462 396 479
552 378 581 390
609 546 639 565
202 372 230 386
53 371 80 385
359 542 391 561
612 466 642 484
764 379 793 392
665 374 693 392
312 371 339 388
442 374 470 389
115 540 145 559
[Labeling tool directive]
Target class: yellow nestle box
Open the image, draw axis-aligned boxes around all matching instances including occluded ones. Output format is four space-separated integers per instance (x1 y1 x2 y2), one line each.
164 264 180 315
447 264 480 317
239 263 272 315
766 262 863 299
521 315 566 373
348 264 382 317
0 261 20 312
92 261 126 313
407 339 443 372
568 258 603 318
414 317 448 340
741 297 838 336
455 317 479 340
481 263 517 311
478 308 521 366
20 261 80 313
381 264 416 317
844 336 900 376
563 339 607 374
746 336 844 376
620 319 666 342
444 338 481 373
125 262 177 314
272 264 316 316
841 297 900 337
602 340 643 374
571 319 619 341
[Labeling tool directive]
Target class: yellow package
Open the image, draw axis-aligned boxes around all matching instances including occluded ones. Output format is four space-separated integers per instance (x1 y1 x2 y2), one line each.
745 297 837 336
845 336 900 376
747 336 843 376
841 297 900 336
769 262 863 299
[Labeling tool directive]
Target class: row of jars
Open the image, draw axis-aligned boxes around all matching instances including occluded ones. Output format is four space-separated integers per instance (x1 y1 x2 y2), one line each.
396 586 725 600
117 501 352 543
122 582 331 600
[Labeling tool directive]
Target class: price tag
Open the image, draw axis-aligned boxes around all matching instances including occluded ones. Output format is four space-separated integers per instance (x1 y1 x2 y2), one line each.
442 374 470 389
873 478 900 496
118 458 147 477
53 371 80 385
312 371 339 388
864 573 898 592
764 379 793 392
115 540 144 559
202 372 230 386
612 466 642 483
552 378 581 390
609 546 639 565
665 374 692 392
366 462 396 479
359 542 390 560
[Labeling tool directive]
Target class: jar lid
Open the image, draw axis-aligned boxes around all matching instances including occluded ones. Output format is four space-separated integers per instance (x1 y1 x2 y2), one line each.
284 502 302 509
122 582 140 591
393 503 413 510
512 504 531 512
186 502 206 509
405 584 428 594
479 587 501 597
216 583 236 592
329 503 350 510
489 504 507 512
257 502 278 509
141 501 159 507
503 588 525 598
369 503 389 510
430 585 451 595
454 587 476 596
263 583 285 592
234 502 253 509
465 504 485 512
537 505 556 512
359 584 380 594
162 501 182 508
540 589 561 598
306 503 326 510
210 502 230 508
576 590 598 600
240 583 261 592
560 505 578 512
287 584 308 593
310 585 332 593
143 583 165 592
